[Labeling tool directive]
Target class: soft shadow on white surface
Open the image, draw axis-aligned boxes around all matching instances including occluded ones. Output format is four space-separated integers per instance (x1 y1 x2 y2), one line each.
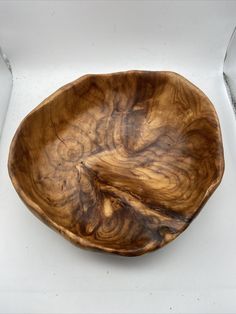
0 48 12 135
0 1 236 314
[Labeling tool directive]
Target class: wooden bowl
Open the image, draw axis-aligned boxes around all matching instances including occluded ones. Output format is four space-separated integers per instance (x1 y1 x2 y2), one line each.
8 71 224 256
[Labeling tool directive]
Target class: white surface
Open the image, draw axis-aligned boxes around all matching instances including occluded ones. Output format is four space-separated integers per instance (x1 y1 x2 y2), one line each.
0 1 236 313
0 49 12 135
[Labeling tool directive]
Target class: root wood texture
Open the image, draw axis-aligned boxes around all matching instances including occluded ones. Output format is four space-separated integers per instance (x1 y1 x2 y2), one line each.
8 71 224 256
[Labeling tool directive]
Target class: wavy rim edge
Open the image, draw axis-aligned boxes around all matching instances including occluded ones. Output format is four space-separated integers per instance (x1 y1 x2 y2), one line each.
8 70 225 256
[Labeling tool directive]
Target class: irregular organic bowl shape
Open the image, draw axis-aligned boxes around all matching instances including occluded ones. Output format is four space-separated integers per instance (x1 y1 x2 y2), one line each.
8 71 224 256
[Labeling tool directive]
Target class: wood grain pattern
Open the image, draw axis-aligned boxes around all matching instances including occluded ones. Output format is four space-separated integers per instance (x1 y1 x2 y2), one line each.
8 71 224 256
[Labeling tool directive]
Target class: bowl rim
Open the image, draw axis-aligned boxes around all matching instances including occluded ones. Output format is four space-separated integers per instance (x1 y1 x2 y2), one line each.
8 70 225 256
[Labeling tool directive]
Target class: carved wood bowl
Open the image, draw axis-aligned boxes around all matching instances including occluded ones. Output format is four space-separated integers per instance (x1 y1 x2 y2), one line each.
8 71 224 256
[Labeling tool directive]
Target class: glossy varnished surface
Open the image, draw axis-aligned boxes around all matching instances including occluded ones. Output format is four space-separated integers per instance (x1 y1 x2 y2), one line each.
8 71 224 256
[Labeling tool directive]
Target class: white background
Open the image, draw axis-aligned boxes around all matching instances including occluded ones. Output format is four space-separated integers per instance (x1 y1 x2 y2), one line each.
0 1 236 313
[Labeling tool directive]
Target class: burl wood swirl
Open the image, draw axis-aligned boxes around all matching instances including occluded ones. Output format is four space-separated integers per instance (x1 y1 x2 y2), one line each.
8 71 224 256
